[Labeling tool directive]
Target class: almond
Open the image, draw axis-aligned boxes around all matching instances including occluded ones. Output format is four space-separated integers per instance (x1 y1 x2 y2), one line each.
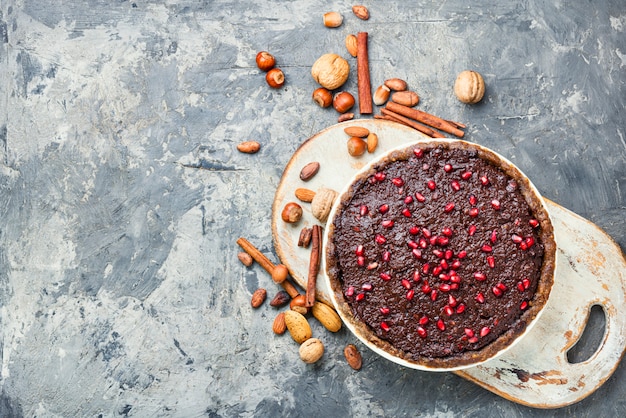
295 188 316 203
272 312 287 334
269 290 291 307
299 161 320 181
237 252 253 267
343 126 370 138
352 5 369 20
237 140 261 154
250 288 267 308
391 90 420 107
284 310 312 344
373 85 390 106
299 338 325 364
311 301 342 332
344 344 363 370
338 112 354 122
345 34 358 57
384 78 408 91
366 132 378 154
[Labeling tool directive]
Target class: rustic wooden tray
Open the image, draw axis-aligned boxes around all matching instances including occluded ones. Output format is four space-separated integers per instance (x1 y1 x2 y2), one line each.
271 120 626 408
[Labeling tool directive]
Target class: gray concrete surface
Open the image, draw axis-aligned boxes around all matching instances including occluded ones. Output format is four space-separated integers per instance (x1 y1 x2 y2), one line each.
0 0 624 416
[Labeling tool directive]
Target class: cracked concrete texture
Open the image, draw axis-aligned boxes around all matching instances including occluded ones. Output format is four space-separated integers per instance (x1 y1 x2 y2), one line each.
0 0 625 416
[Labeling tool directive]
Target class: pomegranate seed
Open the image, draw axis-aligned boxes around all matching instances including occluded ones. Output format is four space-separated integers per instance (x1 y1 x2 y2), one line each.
480 175 490 186
417 326 427 338
413 148 424 158
481 244 493 252
451 180 461 191
357 256 366 266
379 204 389 214
517 281 525 292
437 236 450 246
419 238 428 248
490 229 498 243
408 240 419 249
375 234 386 244
427 180 436 190
345 286 355 297
437 319 446 331
432 249 444 258
359 205 369 216
355 292 365 301
468 336 479 343
469 194 477 205
442 227 454 238
392 177 404 187
520 300 529 310
412 249 423 259
457 250 468 259
444 202 456 212
402 208 412 217
451 260 462 270
422 228 432 238
382 220 394 228
355 245 364 256
421 282 431 294
439 283 451 292
525 236 535 248
430 289 438 301
475 293 485 303
440 259 449 270
380 321 390 331
507 180 518 192
529 218 540 228
422 263 431 274
409 226 420 235
480 326 491 337
415 192 426 202
491 199 501 210
487 256 495 268
448 295 458 307
362 283 373 291
497 282 507 291
469 207 479 217
443 163 453 172
379 272 391 281
449 274 461 284
464 328 475 338
523 278 531 289
406 289 415 300
401 279 412 289
418 316 429 325
468 225 477 236
443 305 454 316
367 262 378 270
429 236 438 246
380 307 390 315
492 286 503 297
444 249 454 259
474 272 487 281
511 234 523 243
404 195 414 204
382 251 391 262
413 270 421 282
456 303 466 314
450 283 459 290
461 171 472 180
439 273 449 282
374 172 386 182
519 241 528 250
432 266 443 276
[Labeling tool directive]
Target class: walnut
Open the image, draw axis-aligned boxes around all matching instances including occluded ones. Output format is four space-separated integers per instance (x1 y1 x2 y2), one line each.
311 53 350 90
454 70 485 104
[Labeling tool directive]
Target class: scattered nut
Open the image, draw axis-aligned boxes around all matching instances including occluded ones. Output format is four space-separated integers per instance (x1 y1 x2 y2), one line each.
283 310 312 344
311 53 350 90
384 78 408 91
454 70 485 104
250 288 267 308
323 11 343 28
344 344 363 370
281 202 303 224
255 51 276 72
237 141 261 154
265 68 285 88
295 187 316 203
366 132 378 153
345 34 358 57
298 227 313 248
352 5 370 20
299 338 325 364
269 290 291 307
373 85 390 105
238 252 253 267
391 90 420 107
333 91 355 113
312 87 333 108
338 112 354 122
347 136 367 157
343 126 370 138
311 187 338 223
311 302 342 332
272 312 287 334
290 294 309 315
299 161 320 181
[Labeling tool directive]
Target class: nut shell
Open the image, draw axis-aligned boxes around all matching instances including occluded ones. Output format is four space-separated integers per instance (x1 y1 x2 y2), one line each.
454 70 485 104
311 54 350 90
345 34 358 57
373 85 390 106
391 91 420 107
311 302 342 332
323 11 343 28
344 344 363 370
347 137 366 157
333 91 355 114
299 338 325 364
284 310 313 344
311 187 338 223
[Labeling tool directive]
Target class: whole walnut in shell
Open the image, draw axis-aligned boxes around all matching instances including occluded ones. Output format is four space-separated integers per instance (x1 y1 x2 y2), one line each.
311 53 350 90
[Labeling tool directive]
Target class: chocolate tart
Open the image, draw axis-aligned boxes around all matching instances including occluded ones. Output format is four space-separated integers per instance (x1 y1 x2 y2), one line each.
324 140 556 370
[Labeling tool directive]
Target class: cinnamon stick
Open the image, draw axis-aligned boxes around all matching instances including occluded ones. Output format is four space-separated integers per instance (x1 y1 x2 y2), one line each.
385 101 465 138
356 32 373 114
305 225 322 307
380 108 445 138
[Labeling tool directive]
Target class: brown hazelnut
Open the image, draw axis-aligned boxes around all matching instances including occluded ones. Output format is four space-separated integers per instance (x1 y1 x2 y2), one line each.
255 51 276 72
312 88 332 108
266 68 285 88
311 53 350 90
333 91 355 113
323 11 343 28
281 202 302 223
454 70 485 104
347 137 366 157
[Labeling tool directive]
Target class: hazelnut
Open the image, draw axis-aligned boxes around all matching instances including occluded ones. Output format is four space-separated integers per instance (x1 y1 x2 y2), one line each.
454 70 485 104
347 137 367 157
373 85 390 106
333 91 355 113
255 51 275 72
311 53 350 90
312 88 332 108
281 202 303 223
323 12 343 28
266 68 285 88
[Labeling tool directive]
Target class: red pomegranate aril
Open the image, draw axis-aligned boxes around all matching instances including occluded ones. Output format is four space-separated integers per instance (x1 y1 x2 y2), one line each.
401 279 412 289
490 229 498 243
421 282 431 294
437 236 450 247
475 293 485 303
380 321 390 331
427 180 437 190
382 220 394 228
480 326 491 337
511 234 523 243
449 274 461 284
379 272 391 281
480 175 490 186
451 180 461 191
520 300 529 310
519 241 528 250
443 163 453 172
406 289 415 300
439 273 449 282
491 199 501 210
437 319 446 331
444 202 456 213
417 326 427 338
487 256 495 268
409 226 420 235
529 218 540 228
419 315 429 325
417 238 427 249
382 251 391 262
456 303 466 314
448 295 458 307
432 249 444 258
402 208 412 217
469 194 477 205
461 171 472 180
412 249 423 259
413 148 424 158
464 328 475 338
492 286 503 297
380 306 390 315
346 286 355 297
522 278 531 289
444 249 454 259
468 336 479 344
440 259 449 270
449 283 459 290
422 263 431 274
408 240 419 249
457 250 468 259
413 270 421 282
379 204 389 214
359 205 369 216
432 266 443 276
392 177 404 187
525 236 535 248
422 228 432 238
439 283 451 292
451 260 462 270
474 272 487 281
430 289 438 301
357 256 366 266
497 282 507 291
404 195 414 204
415 192 426 202
481 244 493 252
355 292 365 301
429 236 438 246
517 281 526 292
362 283 373 291
375 234 386 245
374 172 386 182
469 207 479 217
355 245 364 256
469 226 478 238
443 305 454 316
